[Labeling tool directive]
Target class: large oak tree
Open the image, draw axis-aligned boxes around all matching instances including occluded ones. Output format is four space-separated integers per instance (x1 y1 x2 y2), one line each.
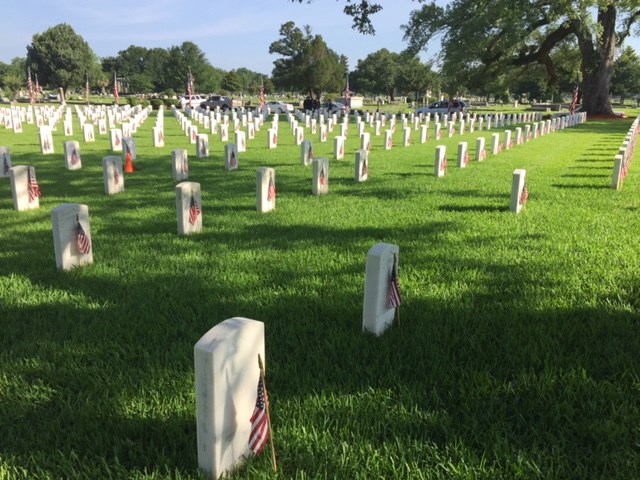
402 0 640 115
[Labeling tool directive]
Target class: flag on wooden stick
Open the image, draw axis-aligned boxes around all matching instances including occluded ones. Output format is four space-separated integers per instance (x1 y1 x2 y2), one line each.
27 167 41 202
76 216 91 254
387 253 402 309
267 173 276 201
249 354 277 472
188 193 200 225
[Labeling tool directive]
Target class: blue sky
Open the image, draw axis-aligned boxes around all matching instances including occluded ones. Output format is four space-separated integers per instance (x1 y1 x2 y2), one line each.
1 0 437 74
2 1 639 76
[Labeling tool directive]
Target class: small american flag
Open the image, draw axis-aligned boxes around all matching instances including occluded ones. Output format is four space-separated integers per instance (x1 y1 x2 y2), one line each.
272 133 278 147
182 157 189 175
480 149 486 161
569 81 579 115
71 148 79 166
85 74 90 105
387 253 402 309
76 219 91 254
309 146 314 161
440 157 447 173
112 161 120 186
115 134 121 147
27 68 34 105
259 80 265 110
186 68 194 108
361 158 368 177
113 73 119 104
519 183 529 206
27 167 41 202
464 150 470 166
189 194 200 225
230 150 237 168
267 173 276 201
319 166 326 186
248 376 269 456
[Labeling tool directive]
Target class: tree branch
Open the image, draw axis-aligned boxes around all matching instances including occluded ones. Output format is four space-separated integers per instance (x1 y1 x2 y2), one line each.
618 9 640 45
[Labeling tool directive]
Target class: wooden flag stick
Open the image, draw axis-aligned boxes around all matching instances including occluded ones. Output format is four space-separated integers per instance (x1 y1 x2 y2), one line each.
258 354 277 473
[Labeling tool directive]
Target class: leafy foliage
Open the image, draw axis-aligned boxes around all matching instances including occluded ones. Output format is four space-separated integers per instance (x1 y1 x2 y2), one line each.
612 46 640 103
26 23 101 94
269 22 346 98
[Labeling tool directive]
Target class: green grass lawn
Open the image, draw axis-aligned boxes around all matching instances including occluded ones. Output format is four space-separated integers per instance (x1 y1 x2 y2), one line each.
0 106 639 479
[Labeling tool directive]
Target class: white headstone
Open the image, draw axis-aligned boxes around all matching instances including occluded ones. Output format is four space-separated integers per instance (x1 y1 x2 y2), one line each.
176 181 202 235
102 156 124 195
301 141 314 166
361 132 371 152
225 144 239 171
334 136 345 160
319 124 328 143
257 167 276 213
491 133 501 155
312 158 329 196
510 169 528 214
457 142 469 168
435 145 447 178
515 127 523 145
64 141 82 170
355 149 368 183
363 243 401 336
220 124 229 142
110 129 123 152
236 131 247 153
435 122 442 140
476 137 486 161
39 126 54 154
194 317 265 480
51 203 93 270
153 127 165 147
267 129 277 149
403 127 411 146
10 165 41 211
505 130 513 149
612 154 626 190
197 134 209 159
172 149 189 181
384 130 393 150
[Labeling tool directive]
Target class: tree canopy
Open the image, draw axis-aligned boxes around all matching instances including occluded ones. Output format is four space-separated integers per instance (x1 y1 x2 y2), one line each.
269 22 346 99
401 0 640 115
26 23 101 95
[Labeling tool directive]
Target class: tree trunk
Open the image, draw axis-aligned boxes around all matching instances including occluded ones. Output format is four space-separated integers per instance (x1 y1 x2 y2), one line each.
578 6 616 116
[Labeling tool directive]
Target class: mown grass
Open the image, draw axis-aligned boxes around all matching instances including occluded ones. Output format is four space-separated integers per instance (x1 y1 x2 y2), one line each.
0 106 639 479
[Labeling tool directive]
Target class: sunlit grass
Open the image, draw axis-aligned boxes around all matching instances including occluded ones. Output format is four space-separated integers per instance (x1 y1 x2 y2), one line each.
0 106 639 479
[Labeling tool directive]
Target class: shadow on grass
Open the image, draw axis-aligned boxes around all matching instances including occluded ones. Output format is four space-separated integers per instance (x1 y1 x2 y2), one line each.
551 183 610 190
438 204 509 213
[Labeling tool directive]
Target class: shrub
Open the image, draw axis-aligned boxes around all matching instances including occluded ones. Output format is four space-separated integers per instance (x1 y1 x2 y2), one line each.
163 98 178 108
163 88 176 99
127 96 141 107
150 99 164 110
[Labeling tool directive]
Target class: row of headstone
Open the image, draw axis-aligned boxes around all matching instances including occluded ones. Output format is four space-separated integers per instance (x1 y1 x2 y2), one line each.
612 115 639 190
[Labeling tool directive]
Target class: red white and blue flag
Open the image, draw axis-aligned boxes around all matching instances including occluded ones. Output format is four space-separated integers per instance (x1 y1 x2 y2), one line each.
187 68 194 108
28 167 41 202
249 376 269 455
387 253 402 309
113 73 119 104
267 173 276 201
76 219 91 254
27 68 34 105
569 81 579 115
189 193 200 225
519 183 529 206
259 79 265 110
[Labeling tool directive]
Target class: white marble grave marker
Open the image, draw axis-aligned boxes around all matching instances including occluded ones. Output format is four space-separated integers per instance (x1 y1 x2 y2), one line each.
491 133 501 155
334 136 345 160
220 124 229 142
236 131 247 153
153 127 165 147
510 169 528 214
301 141 314 166
363 243 401 336
197 134 209 158
51 203 93 270
257 168 276 213
319 124 328 143
102 156 124 194
476 137 487 161
312 158 329 196
384 130 393 150
355 149 368 183
403 127 411 146
39 126 54 154
225 144 239 171
435 145 447 178
268 129 278 149
64 141 82 170
361 132 371 152
172 149 189 181
110 128 123 152
457 142 469 168
176 181 202 235
10 165 41 211
194 317 265 480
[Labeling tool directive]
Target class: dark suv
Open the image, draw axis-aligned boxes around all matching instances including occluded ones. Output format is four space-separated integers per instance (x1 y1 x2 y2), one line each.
200 95 233 110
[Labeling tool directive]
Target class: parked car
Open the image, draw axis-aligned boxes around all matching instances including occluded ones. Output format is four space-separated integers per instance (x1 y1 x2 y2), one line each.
322 101 347 115
179 94 205 109
200 95 233 110
265 101 294 114
416 100 469 116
